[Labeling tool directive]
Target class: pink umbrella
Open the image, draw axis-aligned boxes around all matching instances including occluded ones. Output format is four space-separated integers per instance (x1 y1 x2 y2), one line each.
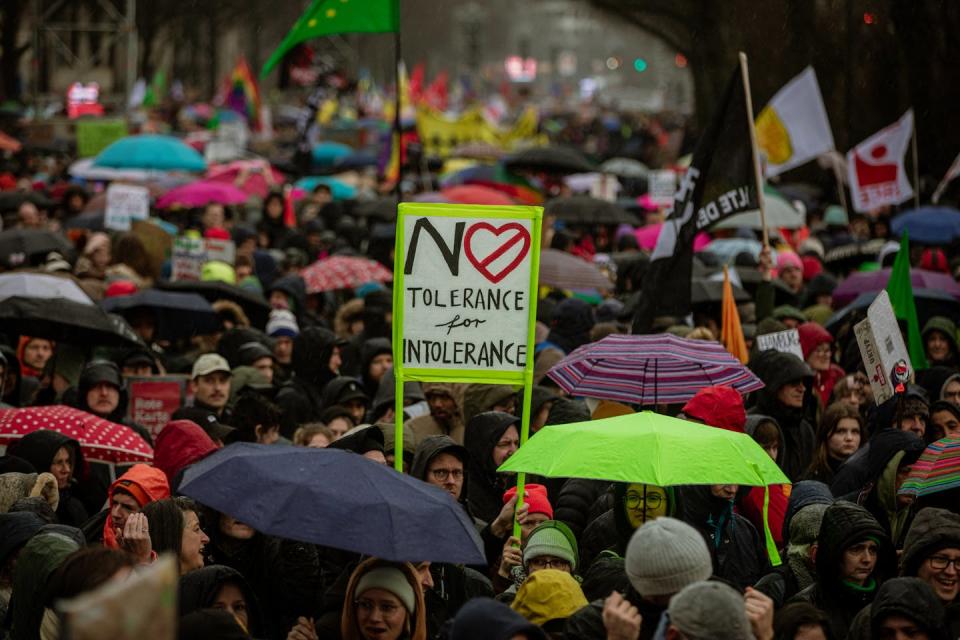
157 180 250 209
634 223 710 252
206 160 286 199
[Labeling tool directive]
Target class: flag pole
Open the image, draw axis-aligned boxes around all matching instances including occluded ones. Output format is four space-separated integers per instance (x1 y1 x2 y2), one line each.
911 122 920 209
739 52 767 248
832 159 851 218
392 1 403 202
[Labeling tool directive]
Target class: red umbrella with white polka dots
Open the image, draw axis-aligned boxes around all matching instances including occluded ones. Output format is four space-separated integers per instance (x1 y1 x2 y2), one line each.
0 405 153 465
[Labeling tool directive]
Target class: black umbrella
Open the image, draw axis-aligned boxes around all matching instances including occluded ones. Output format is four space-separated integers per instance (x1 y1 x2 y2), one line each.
690 278 750 305
822 239 886 274
63 211 105 231
102 289 219 340
503 146 596 174
544 196 639 225
157 280 271 329
0 192 55 214
354 197 397 221
0 296 143 347
0 229 75 268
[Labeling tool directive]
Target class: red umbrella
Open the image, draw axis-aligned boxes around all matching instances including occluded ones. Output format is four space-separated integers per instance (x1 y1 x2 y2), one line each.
301 255 393 293
157 180 249 209
440 185 516 206
0 405 153 465
206 160 286 199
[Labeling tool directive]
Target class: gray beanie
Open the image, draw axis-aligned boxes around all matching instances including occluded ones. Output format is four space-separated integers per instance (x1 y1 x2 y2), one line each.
668 581 751 640
625 517 712 596
789 503 829 546
523 521 578 571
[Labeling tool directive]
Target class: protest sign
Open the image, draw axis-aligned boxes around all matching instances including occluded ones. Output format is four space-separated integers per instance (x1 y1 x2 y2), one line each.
755 328 803 361
59 554 177 640
854 290 912 405
75 118 128 157
648 169 678 206
104 184 150 232
126 376 188 438
393 202 543 540
171 236 206 281
204 237 236 265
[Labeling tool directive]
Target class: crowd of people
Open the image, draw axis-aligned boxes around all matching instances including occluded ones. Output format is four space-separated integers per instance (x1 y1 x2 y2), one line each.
0 73 959 640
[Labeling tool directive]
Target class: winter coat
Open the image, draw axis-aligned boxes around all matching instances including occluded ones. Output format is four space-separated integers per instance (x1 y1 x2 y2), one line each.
679 486 768 590
367 367 424 423
424 564 494 638
407 383 465 445
8 430 89 528
846 577 951 640
782 480 833 547
461 384 517 427
0 346 36 408
275 327 343 437
9 528 82 640
101 464 170 548
916 366 960 403
748 350 817 481
554 478 611 541
464 412 520 524
153 420 218 490
449 598 546 640
830 429 925 498
359 337 392 398
797 322 846 406
788 501 896 640
74 360 153 445
178 565 265 638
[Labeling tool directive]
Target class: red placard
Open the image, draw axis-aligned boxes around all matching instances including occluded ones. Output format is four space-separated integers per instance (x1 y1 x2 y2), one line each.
126 376 188 438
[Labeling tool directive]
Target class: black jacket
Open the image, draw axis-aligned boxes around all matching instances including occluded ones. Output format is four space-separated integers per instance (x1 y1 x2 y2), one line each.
464 412 519 524
275 327 343 437
178 565 266 638
564 585 665 640
8 430 89 528
554 478 612 542
846 577 951 640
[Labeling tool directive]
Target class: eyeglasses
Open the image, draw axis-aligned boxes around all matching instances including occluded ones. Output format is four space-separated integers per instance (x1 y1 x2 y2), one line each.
625 492 663 510
527 556 571 570
355 599 401 616
928 555 960 571
429 468 463 481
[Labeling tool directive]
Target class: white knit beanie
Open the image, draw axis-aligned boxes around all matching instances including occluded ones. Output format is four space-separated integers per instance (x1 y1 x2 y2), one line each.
625 517 713 596
355 567 416 614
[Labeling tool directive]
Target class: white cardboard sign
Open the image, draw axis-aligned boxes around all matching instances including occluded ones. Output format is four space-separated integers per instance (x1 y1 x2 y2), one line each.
648 169 678 206
104 184 150 231
171 237 205 281
755 328 803 361
854 290 912 405
400 211 534 373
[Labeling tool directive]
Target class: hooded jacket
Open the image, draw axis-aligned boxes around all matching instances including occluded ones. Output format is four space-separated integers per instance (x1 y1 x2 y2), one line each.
922 316 960 368
153 420 218 489
266 274 307 318
738 415 789 550
407 383 466 445
9 430 88 528
789 501 896 640
178 565 265 638
464 412 520 524
74 360 152 445
450 598 547 640
748 349 817 481
461 384 517 427
275 326 344 437
0 345 36 408
916 366 960 403
782 480 834 547
847 577 953 640
901 507 960 577
368 367 425 423
9 528 82 640
101 464 170 549
359 337 392 397
797 322 846 407
319 376 369 413
831 429 926 498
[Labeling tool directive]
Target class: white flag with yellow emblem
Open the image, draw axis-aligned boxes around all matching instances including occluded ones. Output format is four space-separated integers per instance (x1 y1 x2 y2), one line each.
755 67 835 177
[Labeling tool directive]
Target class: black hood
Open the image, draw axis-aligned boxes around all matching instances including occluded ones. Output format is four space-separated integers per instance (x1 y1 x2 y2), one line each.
749 349 814 398
545 396 589 425
783 480 833 541
546 298 594 353
870 578 950 640
867 384 929 435
450 598 546 640
830 429 926 498
292 326 344 389
267 275 307 316
901 507 960 577
358 289 393 341
815 501 895 594
464 411 520 479
178 564 264 638
359 337 392 392
217 327 270 369
9 429 85 481
1 344 24 405
369 367 424 420
745 414 785 468
328 424 384 455
916 366 960 403
410 434 468 482
76 360 129 420
320 376 369 411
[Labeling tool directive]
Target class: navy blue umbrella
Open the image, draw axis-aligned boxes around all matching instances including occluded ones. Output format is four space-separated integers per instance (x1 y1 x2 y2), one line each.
179 444 486 565
102 289 218 340
891 207 960 245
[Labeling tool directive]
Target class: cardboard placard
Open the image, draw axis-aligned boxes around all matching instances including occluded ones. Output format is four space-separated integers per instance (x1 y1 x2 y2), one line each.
75 118 128 157
105 184 150 232
755 328 803 361
854 290 912 405
648 169 678 206
204 238 236 265
126 375 188 438
171 236 206 281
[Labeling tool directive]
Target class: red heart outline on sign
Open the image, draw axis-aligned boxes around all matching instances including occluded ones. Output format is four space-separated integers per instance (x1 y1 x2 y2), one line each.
463 222 531 284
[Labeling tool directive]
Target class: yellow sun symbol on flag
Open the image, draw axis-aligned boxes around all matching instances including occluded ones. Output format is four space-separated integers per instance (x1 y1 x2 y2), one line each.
756 107 793 165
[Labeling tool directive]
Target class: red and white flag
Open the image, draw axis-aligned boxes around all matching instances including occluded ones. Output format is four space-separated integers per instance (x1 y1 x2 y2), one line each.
932 151 960 204
847 110 914 212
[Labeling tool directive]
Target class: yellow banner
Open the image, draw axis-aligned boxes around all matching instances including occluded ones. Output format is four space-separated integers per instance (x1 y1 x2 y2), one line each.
416 106 544 158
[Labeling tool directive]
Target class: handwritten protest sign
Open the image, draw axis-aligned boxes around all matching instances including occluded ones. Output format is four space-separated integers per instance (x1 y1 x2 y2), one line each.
171 236 206 281
126 376 188 438
104 184 150 231
648 169 678 206
855 290 912 405
755 328 803 361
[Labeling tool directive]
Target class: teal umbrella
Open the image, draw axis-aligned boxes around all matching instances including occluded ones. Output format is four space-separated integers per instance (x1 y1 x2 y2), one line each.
295 176 357 200
93 134 207 172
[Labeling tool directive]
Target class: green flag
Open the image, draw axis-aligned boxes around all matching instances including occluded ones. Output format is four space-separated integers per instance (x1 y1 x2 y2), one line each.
886 231 928 370
261 0 399 77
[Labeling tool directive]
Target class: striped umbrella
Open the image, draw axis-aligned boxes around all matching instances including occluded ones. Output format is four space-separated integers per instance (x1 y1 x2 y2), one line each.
546 333 765 405
899 437 960 497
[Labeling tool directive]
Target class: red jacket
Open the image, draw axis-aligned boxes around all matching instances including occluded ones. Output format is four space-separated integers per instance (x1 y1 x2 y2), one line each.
153 419 218 486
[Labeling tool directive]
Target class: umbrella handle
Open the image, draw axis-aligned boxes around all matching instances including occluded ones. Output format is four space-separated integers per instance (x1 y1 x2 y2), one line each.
755 463 782 567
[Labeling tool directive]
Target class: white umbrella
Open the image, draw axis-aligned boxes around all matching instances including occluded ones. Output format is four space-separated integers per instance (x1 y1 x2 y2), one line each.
0 273 93 305
68 158 150 182
713 193 805 230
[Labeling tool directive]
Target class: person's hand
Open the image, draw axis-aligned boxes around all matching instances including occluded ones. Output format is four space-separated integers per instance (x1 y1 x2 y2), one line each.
120 513 153 564
498 535 523 578
287 617 318 640
491 496 529 538
758 246 773 281
602 591 642 640
744 587 774 640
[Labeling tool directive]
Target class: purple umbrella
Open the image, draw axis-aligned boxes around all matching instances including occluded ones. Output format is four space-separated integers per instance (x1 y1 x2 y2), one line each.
831 268 960 307
157 180 250 209
547 333 765 405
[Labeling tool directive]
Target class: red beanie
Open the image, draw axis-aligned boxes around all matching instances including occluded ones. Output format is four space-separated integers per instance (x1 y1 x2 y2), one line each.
104 280 138 298
681 385 746 433
797 321 832 360
801 255 822 282
503 483 553 519
204 227 231 241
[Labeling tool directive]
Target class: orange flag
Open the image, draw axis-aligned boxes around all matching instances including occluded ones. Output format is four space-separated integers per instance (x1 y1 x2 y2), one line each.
721 266 749 364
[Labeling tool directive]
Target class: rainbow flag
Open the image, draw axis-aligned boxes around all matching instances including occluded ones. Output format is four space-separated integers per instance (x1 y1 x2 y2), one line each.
223 57 262 130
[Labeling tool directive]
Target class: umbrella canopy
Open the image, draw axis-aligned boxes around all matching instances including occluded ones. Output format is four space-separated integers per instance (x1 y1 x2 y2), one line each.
440 185 515 206
0 405 153 465
335 151 380 170
0 296 142 347
0 229 74 269
504 146 596 174
713 191 805 230
702 238 766 265
68 158 152 182
547 333 764 405
498 411 788 486
634 223 710 252
823 239 886 270
301 255 393 293
179 444 485 564
899 437 960 497
826 288 960 336
440 164 498 188
355 197 398 221
94 135 207 172
101 289 218 340
0 191 54 214
156 280 271 329
545 196 639 225
0 273 92 305
311 141 353 166
891 207 960 245
294 176 357 201
690 278 751 305
832 267 960 307
539 249 613 290
600 157 649 178
206 160 286 199
156 180 249 209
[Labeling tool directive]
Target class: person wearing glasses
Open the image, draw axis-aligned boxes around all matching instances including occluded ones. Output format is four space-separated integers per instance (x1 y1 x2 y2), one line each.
898 507 960 636
339 559 428 640
495 520 580 606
